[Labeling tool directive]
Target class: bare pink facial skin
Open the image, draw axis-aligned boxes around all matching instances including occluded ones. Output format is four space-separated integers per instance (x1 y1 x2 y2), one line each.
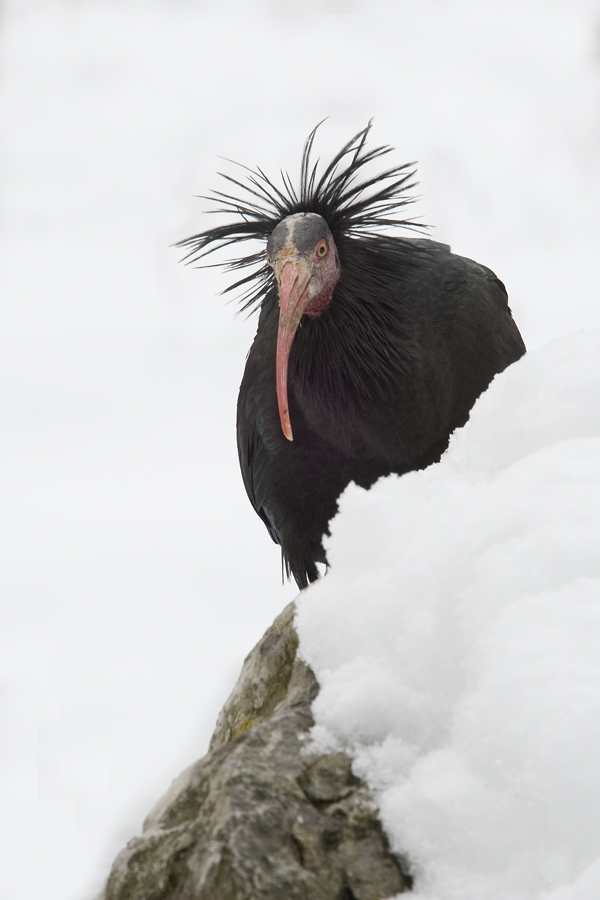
267 214 340 440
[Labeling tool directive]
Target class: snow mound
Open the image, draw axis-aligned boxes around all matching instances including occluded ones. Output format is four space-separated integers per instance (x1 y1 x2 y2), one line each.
296 330 600 900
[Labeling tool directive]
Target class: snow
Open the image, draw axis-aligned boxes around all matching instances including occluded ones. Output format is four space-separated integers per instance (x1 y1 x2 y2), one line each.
296 331 600 898
1 1 600 899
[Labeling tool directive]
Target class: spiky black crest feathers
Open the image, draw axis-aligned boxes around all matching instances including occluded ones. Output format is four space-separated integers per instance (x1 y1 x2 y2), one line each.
177 122 424 313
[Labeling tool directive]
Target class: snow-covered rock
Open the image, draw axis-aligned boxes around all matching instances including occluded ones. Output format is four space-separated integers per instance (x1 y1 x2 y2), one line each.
296 330 600 900
97 603 408 900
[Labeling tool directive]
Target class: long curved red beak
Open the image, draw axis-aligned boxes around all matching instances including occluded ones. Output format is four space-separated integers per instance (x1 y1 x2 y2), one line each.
276 260 312 441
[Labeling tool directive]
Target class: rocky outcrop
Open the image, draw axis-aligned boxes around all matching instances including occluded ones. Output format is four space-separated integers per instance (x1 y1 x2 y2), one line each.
98 602 411 900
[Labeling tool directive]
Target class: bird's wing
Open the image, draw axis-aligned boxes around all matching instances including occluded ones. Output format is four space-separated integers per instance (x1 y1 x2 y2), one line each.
429 252 526 428
449 256 526 362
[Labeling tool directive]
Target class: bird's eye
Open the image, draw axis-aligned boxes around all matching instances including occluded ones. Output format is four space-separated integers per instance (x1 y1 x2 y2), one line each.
316 241 328 259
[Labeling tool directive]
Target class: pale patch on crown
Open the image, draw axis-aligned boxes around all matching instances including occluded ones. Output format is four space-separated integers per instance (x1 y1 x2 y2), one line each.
267 213 331 264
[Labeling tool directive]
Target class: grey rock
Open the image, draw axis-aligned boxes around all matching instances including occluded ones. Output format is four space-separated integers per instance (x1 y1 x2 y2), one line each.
98 601 411 900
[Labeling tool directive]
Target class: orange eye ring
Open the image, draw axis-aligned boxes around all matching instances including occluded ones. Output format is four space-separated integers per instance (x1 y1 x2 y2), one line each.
316 241 328 259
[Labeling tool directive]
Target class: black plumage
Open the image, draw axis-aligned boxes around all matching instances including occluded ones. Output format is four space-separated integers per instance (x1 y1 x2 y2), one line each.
179 124 526 589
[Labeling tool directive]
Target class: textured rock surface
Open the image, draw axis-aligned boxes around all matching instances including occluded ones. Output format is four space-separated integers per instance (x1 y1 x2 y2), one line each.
98 602 410 900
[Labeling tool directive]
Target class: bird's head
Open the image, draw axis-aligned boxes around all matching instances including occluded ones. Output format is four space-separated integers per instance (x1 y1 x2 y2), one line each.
266 213 340 441
177 122 422 442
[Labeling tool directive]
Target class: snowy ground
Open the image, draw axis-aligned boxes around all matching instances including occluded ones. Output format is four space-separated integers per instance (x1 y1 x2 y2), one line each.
297 330 600 900
1 2 599 899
